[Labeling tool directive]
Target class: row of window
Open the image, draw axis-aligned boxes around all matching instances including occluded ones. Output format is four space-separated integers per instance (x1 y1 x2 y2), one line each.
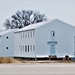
19 45 35 52
20 31 35 39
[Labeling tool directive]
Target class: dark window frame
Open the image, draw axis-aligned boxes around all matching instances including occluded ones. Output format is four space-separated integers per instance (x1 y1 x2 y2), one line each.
28 45 29 52
25 45 27 52
6 47 8 49
6 36 8 39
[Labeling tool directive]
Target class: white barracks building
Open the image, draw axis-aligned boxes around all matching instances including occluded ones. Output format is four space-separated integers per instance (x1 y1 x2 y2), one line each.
14 19 75 58
0 29 16 57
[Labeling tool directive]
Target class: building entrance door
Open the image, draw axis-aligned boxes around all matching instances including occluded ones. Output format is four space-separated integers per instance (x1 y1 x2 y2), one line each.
50 44 55 56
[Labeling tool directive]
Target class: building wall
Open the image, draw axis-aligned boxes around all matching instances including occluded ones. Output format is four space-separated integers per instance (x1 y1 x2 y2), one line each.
0 31 14 57
35 20 75 57
14 30 36 57
0 37 2 56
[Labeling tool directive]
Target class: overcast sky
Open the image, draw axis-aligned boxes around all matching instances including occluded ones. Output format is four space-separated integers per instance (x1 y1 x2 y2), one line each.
0 0 75 29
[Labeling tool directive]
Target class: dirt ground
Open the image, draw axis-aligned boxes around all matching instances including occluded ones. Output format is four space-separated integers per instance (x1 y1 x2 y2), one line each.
0 57 75 64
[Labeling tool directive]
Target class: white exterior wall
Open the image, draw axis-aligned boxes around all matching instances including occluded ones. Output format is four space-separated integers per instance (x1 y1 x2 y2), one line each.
0 37 2 56
0 31 14 57
35 20 75 57
14 30 36 57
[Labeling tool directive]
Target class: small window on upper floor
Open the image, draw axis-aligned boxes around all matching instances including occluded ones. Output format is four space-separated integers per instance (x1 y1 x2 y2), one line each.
6 47 8 49
52 31 55 37
6 36 8 39
23 32 24 39
53 32 55 36
30 31 32 37
23 45 24 51
33 31 35 37
25 32 27 38
21 33 22 39
28 32 29 38
33 45 35 51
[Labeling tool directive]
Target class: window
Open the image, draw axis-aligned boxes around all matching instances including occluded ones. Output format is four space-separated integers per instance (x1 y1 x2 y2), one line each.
6 47 8 49
52 45 54 46
28 32 29 38
28 45 29 52
30 31 32 37
21 45 22 51
23 45 24 51
25 45 27 52
23 32 24 39
33 45 35 51
33 31 35 37
21 33 22 39
25 32 27 38
52 31 55 36
6 36 8 39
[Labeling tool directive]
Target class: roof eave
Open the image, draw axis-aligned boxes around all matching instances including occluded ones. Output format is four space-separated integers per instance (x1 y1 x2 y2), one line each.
14 29 35 33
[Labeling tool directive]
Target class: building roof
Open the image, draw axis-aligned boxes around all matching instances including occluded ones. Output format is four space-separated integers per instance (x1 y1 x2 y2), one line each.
14 18 75 33
14 19 56 33
0 29 16 36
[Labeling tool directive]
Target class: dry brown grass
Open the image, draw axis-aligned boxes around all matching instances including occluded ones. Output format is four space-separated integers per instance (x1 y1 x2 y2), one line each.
0 57 74 64
0 57 21 63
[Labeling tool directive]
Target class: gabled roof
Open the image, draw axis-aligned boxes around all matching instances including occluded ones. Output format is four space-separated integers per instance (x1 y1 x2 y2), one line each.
14 18 75 33
0 29 16 36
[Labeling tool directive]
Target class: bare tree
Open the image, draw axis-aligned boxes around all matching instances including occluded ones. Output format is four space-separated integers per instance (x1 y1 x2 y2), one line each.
4 19 11 29
4 10 47 29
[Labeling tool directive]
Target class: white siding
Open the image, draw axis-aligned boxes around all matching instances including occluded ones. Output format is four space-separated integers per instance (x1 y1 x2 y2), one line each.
0 31 14 57
35 20 75 57
14 19 75 58
14 30 36 57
